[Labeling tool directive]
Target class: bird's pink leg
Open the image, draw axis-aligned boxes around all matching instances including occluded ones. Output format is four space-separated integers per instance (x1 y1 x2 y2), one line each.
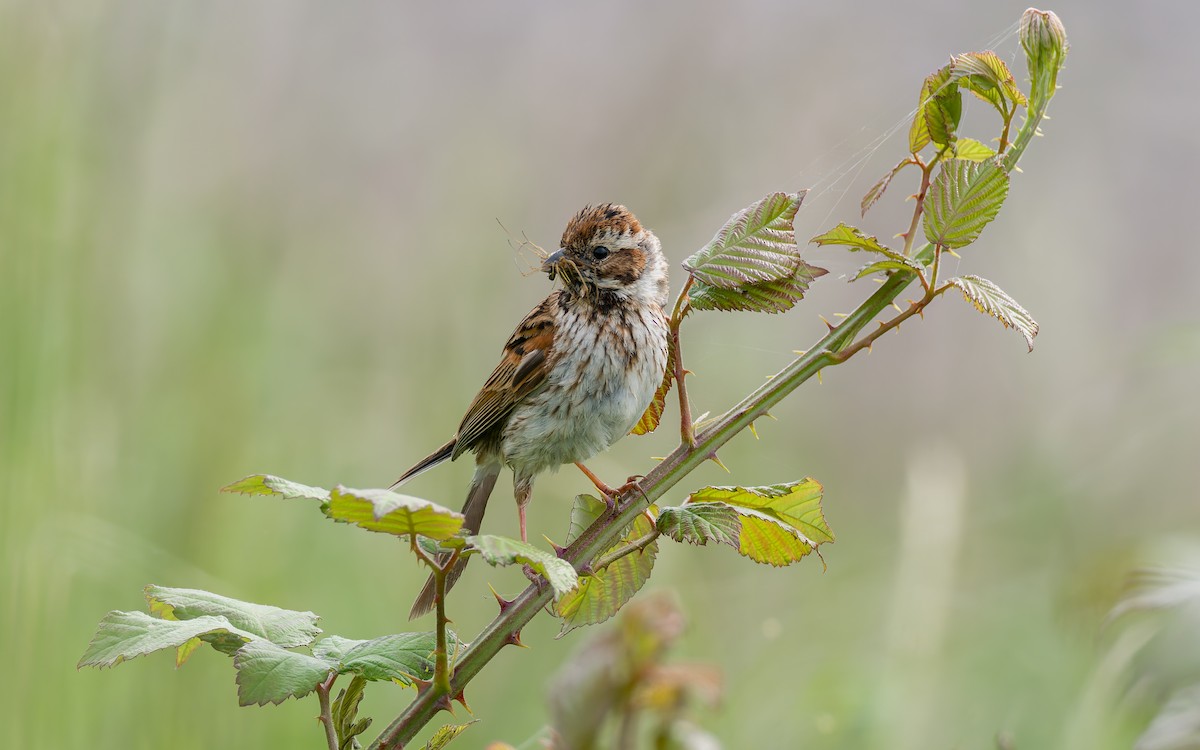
515 479 532 543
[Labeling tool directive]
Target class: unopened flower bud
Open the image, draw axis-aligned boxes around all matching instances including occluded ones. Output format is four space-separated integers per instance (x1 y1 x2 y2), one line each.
1020 8 1068 76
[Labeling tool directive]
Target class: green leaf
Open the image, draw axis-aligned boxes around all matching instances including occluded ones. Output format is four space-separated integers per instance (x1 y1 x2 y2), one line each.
233 639 332 707
852 258 925 281
947 275 1039 351
687 262 826 314
952 51 1027 116
328 486 465 540
909 65 960 152
331 675 372 750
729 507 822 566
923 159 1009 249
566 494 607 546
220 474 331 502
465 535 578 599
656 503 741 549
312 632 451 684
631 344 674 435
810 223 904 261
556 511 658 636
689 480 833 545
77 610 257 669
683 192 806 289
144 585 322 651
951 137 997 163
423 721 478 750
861 158 912 217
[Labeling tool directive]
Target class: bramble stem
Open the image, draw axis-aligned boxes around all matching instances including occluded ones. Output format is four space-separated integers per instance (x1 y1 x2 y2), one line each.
670 276 695 446
317 674 339 750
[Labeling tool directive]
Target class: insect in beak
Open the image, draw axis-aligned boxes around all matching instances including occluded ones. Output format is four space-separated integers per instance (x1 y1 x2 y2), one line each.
542 248 566 281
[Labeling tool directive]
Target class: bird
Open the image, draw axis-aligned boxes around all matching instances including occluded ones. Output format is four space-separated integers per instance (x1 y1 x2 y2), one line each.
394 204 671 619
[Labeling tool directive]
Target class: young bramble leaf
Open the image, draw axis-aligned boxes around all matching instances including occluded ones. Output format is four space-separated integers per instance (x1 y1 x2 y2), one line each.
947 275 1039 351
312 632 452 684
332 675 372 750
631 344 674 435
952 51 1027 117
683 192 806 289
923 159 1009 249
233 639 332 707
465 535 578 598
951 137 997 163
852 258 925 281
556 511 658 636
328 486 464 540
77 610 258 669
144 585 322 650
656 503 741 549
221 474 331 502
810 223 905 261
687 263 826 314
861 158 912 217
909 64 960 152
689 479 833 545
423 721 478 750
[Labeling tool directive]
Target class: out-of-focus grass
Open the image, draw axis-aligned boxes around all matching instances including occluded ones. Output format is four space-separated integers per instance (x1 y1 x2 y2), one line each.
2 1 1199 748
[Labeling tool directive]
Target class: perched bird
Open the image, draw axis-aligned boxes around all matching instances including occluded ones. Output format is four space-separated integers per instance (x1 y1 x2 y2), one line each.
395 204 670 618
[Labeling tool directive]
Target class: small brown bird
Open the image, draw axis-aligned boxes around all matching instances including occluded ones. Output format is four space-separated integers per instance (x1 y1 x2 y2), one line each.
395 204 670 618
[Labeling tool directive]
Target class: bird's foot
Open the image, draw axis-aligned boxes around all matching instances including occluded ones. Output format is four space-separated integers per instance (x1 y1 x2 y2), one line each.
574 463 647 511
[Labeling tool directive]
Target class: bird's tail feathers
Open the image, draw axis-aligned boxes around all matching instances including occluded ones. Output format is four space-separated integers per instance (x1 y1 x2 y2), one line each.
408 460 501 620
390 438 456 490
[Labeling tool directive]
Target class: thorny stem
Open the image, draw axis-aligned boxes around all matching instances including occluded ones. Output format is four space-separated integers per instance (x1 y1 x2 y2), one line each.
317 673 340 750
903 157 934 266
670 276 696 447
409 540 458 695
591 523 661 572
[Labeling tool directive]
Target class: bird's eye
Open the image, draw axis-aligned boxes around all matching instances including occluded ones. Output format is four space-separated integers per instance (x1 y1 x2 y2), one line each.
592 246 610 260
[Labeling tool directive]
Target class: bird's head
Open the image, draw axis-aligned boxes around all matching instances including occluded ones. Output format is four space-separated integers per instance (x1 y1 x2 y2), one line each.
542 204 668 308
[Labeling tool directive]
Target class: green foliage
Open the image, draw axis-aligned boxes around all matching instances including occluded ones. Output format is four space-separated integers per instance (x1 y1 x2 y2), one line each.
328 486 465 540
233 640 332 706
656 503 741 549
677 481 833 566
683 191 807 288
952 51 1027 117
690 480 833 544
810 223 903 260
923 159 1010 249
909 64 961 152
684 191 826 315
947 275 1040 351
464 534 578 599
557 497 659 636
78 610 258 669
951 137 997 162
312 633 452 685
861 158 912 217
146 585 322 650
423 722 477 750
853 258 925 281
332 676 372 750
221 473 331 502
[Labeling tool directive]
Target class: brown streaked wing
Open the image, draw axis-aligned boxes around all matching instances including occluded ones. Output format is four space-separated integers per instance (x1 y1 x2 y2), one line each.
452 292 560 457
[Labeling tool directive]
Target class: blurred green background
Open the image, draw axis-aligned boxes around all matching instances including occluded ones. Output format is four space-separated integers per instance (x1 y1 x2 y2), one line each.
3 1 1198 748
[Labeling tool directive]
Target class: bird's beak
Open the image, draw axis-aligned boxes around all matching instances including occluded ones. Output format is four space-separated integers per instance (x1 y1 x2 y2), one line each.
542 248 565 279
